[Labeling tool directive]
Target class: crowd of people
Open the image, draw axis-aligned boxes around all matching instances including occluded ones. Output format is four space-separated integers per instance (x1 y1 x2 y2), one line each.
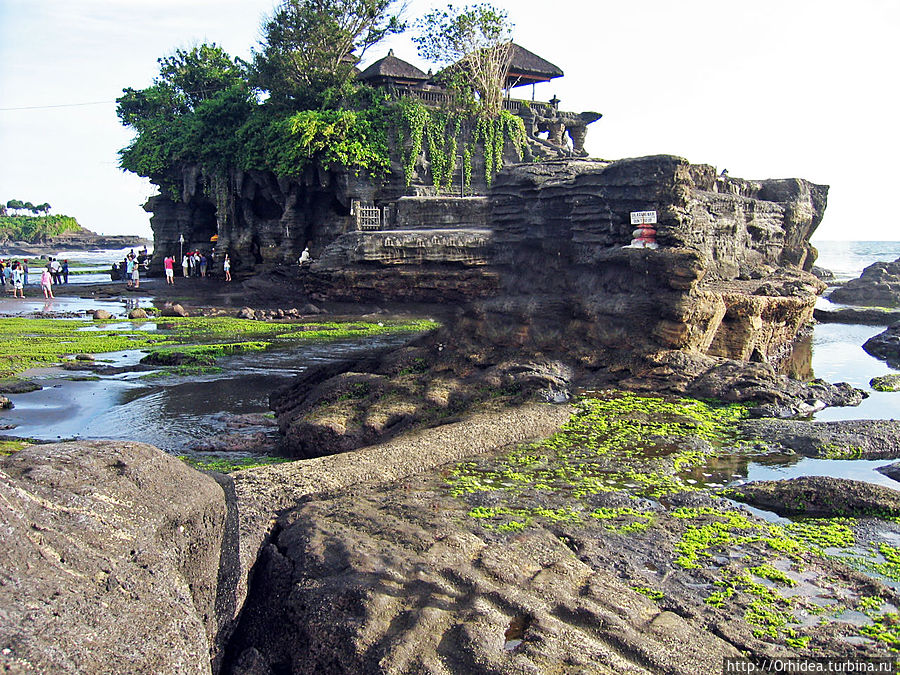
157 250 233 283
0 257 69 299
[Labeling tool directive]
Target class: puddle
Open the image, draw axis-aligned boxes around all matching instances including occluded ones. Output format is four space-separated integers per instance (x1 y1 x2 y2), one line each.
0 334 415 455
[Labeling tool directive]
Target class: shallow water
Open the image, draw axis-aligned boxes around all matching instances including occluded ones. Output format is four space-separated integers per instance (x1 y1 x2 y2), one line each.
0 335 413 455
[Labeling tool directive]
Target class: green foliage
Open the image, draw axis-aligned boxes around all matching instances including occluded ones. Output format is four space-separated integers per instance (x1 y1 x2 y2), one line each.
4 200 50 215
395 97 526 189
274 108 391 176
117 8 527 198
413 3 514 115
251 0 405 109
0 215 82 242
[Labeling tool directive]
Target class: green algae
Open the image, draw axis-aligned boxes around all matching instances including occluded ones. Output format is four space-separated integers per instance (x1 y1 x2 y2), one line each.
870 375 900 393
446 392 751 503
0 439 31 456
632 586 664 602
590 507 654 533
442 390 900 654
0 317 170 376
0 316 438 378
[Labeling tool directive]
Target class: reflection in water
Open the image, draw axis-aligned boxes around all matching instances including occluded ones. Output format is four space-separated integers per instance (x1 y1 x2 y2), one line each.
778 332 813 381
0 334 415 454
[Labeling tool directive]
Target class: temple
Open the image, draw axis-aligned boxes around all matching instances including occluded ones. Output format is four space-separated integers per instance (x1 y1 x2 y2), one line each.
357 44 601 156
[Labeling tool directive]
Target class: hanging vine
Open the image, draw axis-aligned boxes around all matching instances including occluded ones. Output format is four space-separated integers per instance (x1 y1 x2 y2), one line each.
396 97 528 191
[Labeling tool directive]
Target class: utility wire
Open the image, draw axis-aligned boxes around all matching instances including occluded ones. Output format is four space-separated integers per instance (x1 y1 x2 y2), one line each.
0 99 118 111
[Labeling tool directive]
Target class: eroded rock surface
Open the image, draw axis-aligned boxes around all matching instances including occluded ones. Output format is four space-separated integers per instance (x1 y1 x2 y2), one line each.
0 441 237 675
224 480 742 674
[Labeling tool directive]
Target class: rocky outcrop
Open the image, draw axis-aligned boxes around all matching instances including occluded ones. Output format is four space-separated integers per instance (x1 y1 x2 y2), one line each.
0 441 239 675
863 321 900 368
729 476 900 518
0 408 572 674
461 156 826 366
828 257 900 307
871 374 900 392
223 482 740 674
813 306 900 325
738 418 900 458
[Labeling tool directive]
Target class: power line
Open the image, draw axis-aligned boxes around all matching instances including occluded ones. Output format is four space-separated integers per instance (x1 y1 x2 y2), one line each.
0 99 118 112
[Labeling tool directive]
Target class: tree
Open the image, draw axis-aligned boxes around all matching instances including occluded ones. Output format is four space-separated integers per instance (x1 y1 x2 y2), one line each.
251 0 406 108
117 43 249 180
413 3 513 116
37 203 51 214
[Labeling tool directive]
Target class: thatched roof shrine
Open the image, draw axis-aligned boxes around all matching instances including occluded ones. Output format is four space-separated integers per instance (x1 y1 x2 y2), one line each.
358 49 429 87
505 43 564 89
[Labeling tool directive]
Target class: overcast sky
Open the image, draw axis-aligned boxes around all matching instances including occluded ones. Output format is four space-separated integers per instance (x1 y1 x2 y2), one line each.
1 0 897 240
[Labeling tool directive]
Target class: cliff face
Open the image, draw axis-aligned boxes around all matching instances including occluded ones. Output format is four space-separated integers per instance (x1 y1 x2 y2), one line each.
145 132 523 277
303 155 827 364
470 155 827 366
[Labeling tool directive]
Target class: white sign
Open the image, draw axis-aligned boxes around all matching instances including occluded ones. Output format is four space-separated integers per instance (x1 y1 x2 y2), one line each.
630 210 658 225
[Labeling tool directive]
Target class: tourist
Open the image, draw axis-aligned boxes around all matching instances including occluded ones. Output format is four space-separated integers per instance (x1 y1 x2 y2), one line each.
223 254 232 282
164 255 175 284
125 255 134 288
61 260 69 284
131 255 140 289
193 251 201 277
0 260 6 287
22 259 28 285
199 253 208 278
49 257 62 285
40 266 54 298
298 246 310 265
182 254 190 278
11 263 24 298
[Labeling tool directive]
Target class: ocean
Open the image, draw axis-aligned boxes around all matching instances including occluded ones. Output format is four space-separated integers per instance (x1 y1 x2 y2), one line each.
812 239 900 282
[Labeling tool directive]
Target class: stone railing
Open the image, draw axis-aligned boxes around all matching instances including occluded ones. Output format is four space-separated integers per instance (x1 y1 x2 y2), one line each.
391 86 554 115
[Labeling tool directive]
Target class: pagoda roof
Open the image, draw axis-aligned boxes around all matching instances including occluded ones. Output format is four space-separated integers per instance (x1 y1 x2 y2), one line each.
358 50 429 84
505 43 563 88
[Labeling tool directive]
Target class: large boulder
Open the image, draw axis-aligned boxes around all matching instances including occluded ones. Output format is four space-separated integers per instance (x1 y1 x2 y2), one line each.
223 475 740 674
0 441 237 675
729 476 900 518
739 418 900 459
863 321 900 368
828 257 900 307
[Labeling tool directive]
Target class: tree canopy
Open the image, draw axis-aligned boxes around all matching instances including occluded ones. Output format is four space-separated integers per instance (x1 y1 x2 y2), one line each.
115 0 527 195
251 0 406 109
413 3 513 115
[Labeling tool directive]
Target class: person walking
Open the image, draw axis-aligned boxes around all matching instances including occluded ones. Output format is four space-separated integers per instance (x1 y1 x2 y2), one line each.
11 263 24 298
131 255 140 289
22 259 29 285
40 266 54 298
181 254 190 278
164 255 175 285
223 254 232 282
61 260 69 284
